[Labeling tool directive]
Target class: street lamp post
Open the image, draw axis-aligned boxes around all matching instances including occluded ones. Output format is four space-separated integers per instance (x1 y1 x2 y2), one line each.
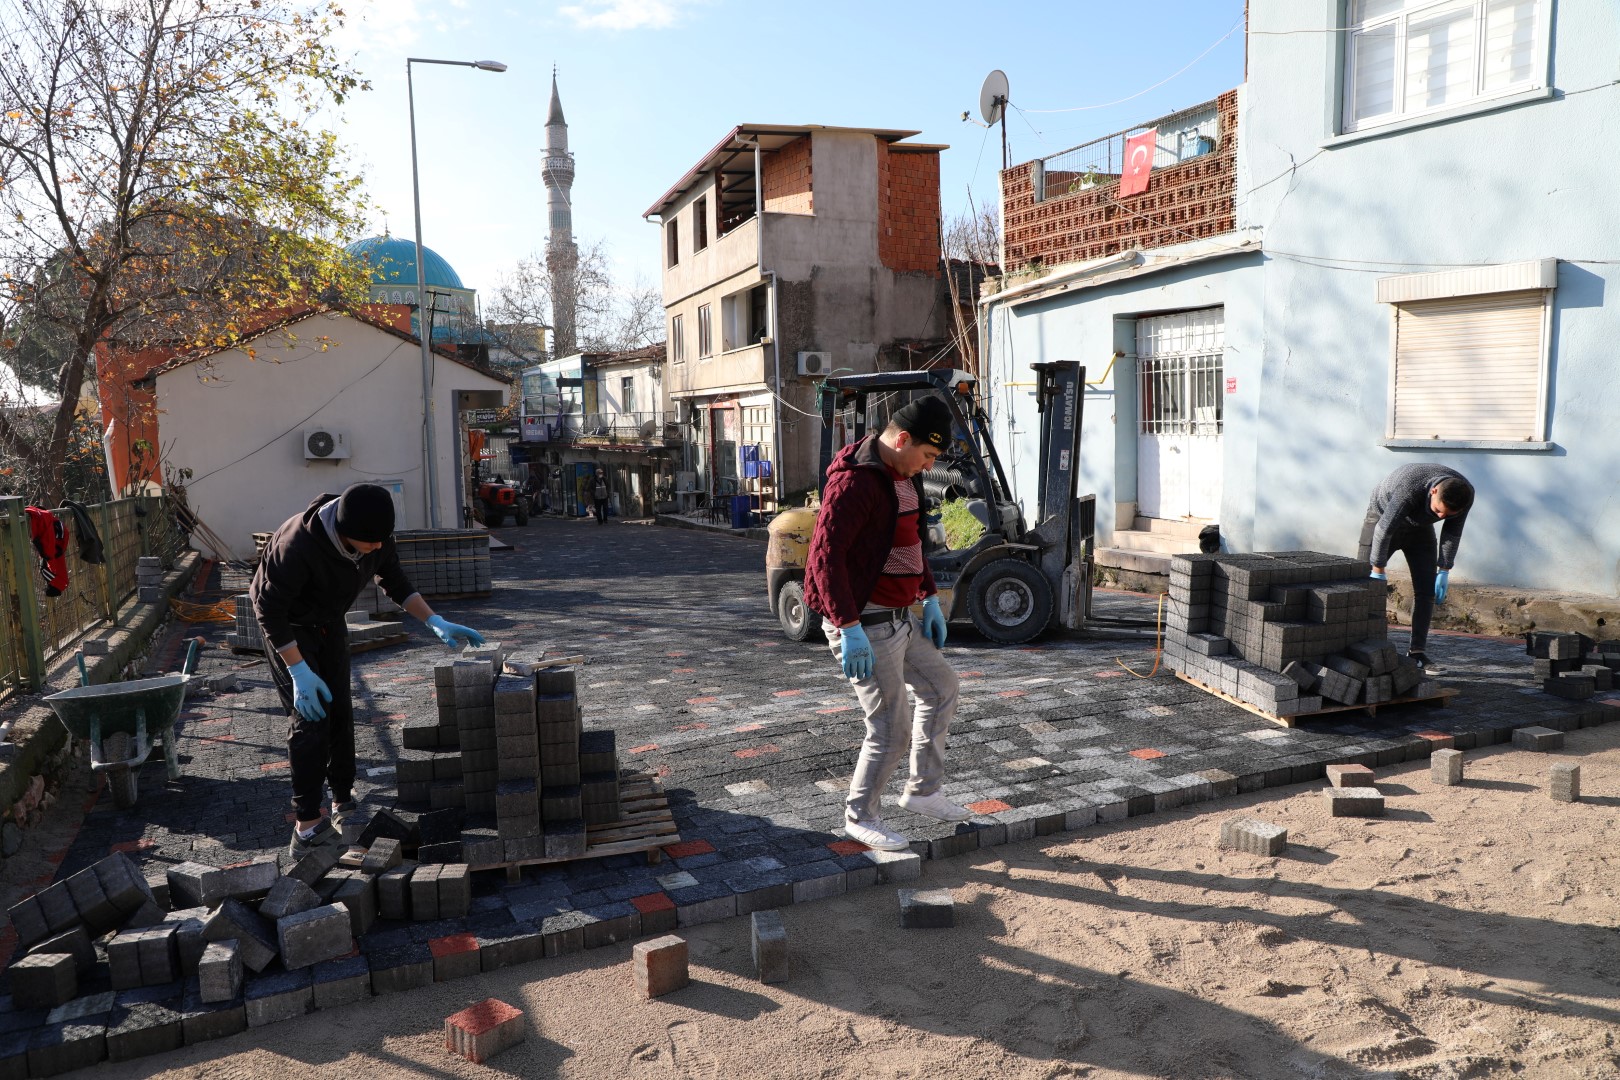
407 56 507 528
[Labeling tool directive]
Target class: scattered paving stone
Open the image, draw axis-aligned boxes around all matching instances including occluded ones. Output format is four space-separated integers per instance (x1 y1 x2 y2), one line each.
258 876 322 921
429 934 481 982
360 838 403 874
1513 725 1565 751
444 998 524 1064
198 941 243 1004
276 903 353 970
202 899 278 973
632 935 689 998
1219 817 1288 856
750 910 788 983
1325 764 1374 789
1549 762 1581 803
1324 787 1385 817
898 888 955 929
1431 748 1464 786
9 954 77 1010
26 927 96 974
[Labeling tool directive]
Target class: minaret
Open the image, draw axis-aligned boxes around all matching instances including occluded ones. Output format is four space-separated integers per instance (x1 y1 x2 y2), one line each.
542 69 578 359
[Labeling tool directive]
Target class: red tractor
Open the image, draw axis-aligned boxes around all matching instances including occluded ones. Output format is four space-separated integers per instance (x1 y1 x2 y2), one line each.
467 432 528 527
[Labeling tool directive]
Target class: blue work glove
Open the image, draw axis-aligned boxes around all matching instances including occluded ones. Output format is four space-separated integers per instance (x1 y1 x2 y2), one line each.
286 660 331 722
1434 569 1450 603
837 623 874 680
425 614 485 648
920 596 947 649
1370 570 1387 581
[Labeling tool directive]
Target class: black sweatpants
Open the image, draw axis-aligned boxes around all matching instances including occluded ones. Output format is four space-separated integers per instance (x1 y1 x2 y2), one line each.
1358 503 1438 653
260 619 355 820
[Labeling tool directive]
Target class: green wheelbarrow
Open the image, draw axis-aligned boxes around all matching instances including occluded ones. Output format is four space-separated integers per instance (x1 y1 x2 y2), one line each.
43 639 201 809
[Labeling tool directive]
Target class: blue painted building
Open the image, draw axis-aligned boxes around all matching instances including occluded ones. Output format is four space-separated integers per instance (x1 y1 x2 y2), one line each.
984 0 1618 597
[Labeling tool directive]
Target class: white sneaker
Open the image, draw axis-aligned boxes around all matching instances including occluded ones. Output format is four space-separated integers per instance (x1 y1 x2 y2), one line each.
844 817 910 852
898 791 974 822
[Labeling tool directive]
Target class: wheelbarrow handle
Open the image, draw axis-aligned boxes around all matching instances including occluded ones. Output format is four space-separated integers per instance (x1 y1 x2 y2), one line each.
182 638 202 677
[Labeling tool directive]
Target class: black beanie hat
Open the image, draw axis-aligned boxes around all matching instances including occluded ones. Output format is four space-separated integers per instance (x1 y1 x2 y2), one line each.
891 395 953 449
334 484 395 543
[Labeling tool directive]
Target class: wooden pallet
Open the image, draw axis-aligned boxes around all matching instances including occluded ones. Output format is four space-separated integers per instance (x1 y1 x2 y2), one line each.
229 633 409 657
1176 671 1459 729
469 775 681 883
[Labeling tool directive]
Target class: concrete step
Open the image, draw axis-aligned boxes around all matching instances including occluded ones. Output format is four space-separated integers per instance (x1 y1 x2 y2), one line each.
1132 516 1209 539
1109 529 1201 555
1094 547 1173 575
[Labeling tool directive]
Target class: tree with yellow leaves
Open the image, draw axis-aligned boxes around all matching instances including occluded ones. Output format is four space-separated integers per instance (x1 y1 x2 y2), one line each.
0 0 371 504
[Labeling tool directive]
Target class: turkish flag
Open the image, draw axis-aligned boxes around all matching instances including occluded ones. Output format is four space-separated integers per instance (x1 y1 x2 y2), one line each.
1118 129 1158 197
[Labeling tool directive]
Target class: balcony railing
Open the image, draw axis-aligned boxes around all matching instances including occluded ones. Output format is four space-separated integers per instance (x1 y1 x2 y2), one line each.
1033 97 1222 203
544 410 682 448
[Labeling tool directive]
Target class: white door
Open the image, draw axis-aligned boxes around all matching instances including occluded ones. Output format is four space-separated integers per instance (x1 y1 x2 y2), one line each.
1136 308 1224 520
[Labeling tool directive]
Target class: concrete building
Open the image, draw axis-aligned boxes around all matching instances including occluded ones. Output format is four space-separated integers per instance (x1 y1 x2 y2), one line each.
150 309 507 556
518 345 676 518
983 0 1618 604
644 125 957 508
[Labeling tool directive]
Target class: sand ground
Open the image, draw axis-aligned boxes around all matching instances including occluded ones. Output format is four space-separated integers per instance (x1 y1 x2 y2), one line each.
88 722 1620 1080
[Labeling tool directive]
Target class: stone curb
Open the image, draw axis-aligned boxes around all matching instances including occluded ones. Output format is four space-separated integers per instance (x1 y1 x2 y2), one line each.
653 515 770 543
0 552 203 816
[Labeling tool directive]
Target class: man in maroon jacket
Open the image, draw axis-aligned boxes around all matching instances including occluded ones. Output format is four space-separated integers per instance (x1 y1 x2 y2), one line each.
803 395 973 851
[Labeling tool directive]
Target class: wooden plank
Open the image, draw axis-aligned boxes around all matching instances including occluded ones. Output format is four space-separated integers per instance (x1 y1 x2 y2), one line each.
463 781 678 872
1175 671 1459 729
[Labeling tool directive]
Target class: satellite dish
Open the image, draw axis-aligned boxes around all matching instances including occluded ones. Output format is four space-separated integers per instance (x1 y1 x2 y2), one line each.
980 69 1009 125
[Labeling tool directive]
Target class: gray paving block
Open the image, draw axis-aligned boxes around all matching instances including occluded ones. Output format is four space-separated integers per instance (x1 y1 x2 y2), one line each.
166 861 227 909
198 941 243 1004
750 910 788 983
258 877 321 921
312 955 372 1009
6 896 49 950
26 1017 106 1076
285 842 346 887
437 864 472 919
218 858 280 903
1431 748 1464 786
897 888 954 929
1218 817 1288 856
26 927 95 974
376 862 416 921
9 954 77 1010
368 943 434 996
34 883 80 936
244 968 313 1028
409 864 441 921
276 904 353 970
1325 764 1375 789
179 981 247 1046
1549 762 1581 803
63 868 120 935
202 899 278 973
477 923 545 973
330 877 377 937
360 838 403 874
105 999 183 1062
1513 725 1565 752
1324 787 1385 817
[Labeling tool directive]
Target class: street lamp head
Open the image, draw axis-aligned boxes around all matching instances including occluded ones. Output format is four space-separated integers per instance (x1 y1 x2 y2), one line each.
474 60 508 72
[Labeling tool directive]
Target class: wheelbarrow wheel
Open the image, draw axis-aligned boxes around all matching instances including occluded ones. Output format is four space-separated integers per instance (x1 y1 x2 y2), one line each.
109 768 138 810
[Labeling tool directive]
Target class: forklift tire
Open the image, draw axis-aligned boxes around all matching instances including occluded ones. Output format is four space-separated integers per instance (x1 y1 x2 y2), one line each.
777 579 820 642
514 503 529 526
483 505 504 528
967 558 1053 644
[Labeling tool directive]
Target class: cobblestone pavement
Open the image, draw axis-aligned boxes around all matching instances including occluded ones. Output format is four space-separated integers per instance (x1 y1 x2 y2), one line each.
42 516 1620 943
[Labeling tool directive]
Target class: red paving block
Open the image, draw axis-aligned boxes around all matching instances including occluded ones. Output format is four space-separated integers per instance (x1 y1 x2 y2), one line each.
259 760 290 771
672 668 695 674
662 839 716 860
445 998 524 1064
997 690 1027 698
628 744 658 754
1129 748 1166 760
629 892 675 914
686 696 719 705
959 671 984 678
733 723 764 733
1414 731 1456 748
773 689 803 697
1094 670 1125 679
428 933 479 959
815 706 855 715
966 799 1013 814
632 935 689 999
674 723 710 732
733 744 780 759
826 839 869 856
110 838 155 855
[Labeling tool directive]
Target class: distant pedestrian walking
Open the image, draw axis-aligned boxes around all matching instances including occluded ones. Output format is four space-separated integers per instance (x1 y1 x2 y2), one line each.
591 469 610 525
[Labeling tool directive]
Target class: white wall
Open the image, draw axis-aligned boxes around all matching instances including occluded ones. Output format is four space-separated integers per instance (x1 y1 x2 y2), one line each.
158 312 507 554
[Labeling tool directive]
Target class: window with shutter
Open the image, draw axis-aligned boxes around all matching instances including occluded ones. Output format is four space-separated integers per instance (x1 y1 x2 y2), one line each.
1343 0 1545 133
1386 280 1552 445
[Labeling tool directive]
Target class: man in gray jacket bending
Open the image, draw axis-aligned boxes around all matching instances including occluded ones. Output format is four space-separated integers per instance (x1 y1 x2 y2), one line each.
1358 463 1474 672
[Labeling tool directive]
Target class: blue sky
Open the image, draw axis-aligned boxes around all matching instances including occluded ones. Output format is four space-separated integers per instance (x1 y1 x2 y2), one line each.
331 0 1247 300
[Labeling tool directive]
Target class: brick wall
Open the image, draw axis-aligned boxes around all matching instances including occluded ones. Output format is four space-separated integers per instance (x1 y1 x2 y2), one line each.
762 136 812 214
878 145 941 276
1001 89 1239 272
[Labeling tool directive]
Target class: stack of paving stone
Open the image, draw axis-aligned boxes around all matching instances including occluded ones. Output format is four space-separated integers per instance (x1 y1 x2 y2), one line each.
399 644 621 867
1526 631 1619 700
225 594 405 654
136 557 164 604
1164 551 1431 716
1 840 480 1066
393 530 492 597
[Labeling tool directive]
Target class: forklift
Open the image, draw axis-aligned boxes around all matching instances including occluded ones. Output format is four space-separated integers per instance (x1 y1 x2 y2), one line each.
765 361 1095 644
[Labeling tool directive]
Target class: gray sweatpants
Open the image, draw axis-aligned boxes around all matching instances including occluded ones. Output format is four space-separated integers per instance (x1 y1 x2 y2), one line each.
826 615 960 824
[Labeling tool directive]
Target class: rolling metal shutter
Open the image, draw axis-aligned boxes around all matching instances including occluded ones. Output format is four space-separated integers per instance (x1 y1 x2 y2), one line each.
1390 289 1546 441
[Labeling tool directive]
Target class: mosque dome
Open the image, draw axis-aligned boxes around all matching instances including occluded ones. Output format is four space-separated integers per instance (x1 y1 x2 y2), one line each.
346 235 465 290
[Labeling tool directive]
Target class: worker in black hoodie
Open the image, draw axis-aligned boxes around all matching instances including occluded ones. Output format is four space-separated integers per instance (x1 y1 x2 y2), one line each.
251 483 484 857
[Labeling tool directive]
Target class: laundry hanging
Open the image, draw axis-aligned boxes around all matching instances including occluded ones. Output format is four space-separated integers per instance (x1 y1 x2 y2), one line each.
25 506 71 597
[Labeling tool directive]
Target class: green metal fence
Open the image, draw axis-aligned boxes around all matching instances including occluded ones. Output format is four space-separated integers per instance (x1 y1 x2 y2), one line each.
0 495 184 697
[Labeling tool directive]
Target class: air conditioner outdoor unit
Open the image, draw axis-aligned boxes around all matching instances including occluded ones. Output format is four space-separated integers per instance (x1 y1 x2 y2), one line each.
303 427 350 461
797 351 831 377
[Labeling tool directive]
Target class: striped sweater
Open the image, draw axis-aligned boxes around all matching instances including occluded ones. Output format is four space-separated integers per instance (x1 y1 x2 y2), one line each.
1366 463 1469 570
